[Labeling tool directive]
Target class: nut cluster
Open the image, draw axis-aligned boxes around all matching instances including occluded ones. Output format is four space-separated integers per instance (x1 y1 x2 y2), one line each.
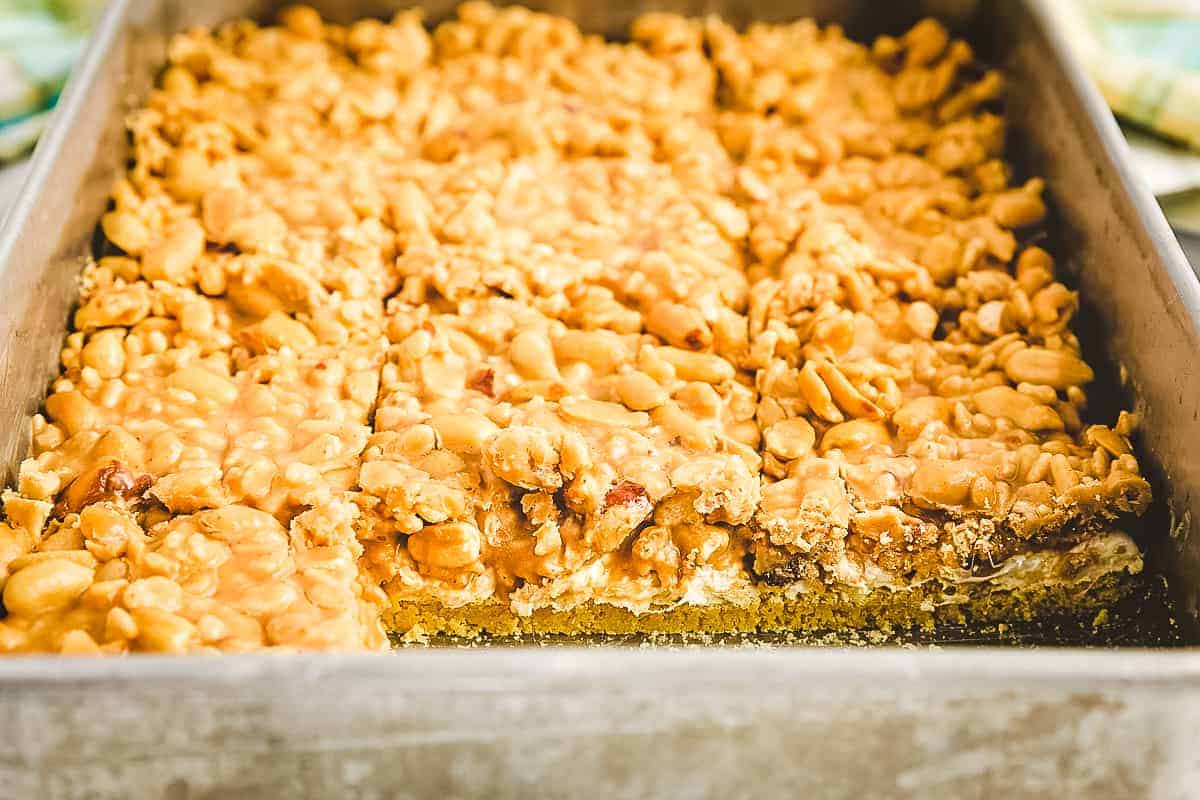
0 4 1150 652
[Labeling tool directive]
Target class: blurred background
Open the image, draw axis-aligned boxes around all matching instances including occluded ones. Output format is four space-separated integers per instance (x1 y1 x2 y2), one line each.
0 0 1196 261
0 0 103 203
1042 0 1200 263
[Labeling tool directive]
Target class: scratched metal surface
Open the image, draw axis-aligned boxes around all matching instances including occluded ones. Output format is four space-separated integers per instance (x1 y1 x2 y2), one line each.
2 0 1200 797
2 650 1200 799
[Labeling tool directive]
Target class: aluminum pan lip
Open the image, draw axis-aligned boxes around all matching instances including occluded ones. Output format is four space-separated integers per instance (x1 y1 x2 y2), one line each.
0 648 1199 688
0 0 1197 675
0 0 130 267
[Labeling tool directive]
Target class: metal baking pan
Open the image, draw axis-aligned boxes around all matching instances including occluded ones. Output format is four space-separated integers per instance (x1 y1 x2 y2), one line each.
2 0 1200 797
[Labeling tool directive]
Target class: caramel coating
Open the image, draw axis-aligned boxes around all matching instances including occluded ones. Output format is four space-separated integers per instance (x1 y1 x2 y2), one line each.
0 4 1150 653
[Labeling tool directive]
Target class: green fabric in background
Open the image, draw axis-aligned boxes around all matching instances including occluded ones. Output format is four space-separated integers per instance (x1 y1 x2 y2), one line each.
1050 0 1200 151
0 0 102 160
1038 1 1200 232
1097 17 1200 71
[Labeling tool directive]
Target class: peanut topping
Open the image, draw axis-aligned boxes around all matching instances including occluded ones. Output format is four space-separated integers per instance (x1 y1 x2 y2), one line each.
606 482 650 509
0 4 1151 651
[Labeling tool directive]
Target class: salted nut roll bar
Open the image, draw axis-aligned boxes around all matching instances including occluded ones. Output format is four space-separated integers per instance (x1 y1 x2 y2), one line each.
0 4 1150 652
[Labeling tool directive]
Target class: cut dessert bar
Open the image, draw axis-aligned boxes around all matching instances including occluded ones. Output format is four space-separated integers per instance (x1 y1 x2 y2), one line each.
0 4 1152 653
356 292 760 615
0 270 388 652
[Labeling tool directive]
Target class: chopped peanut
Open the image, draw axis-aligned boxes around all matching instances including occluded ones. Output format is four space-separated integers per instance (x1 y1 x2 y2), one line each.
0 4 1151 651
